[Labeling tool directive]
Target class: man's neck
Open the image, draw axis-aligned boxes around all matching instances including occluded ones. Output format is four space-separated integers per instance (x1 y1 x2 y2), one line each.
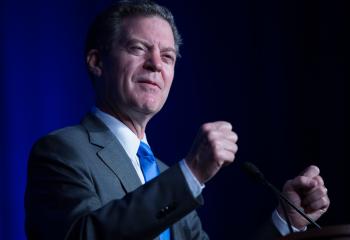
97 104 149 139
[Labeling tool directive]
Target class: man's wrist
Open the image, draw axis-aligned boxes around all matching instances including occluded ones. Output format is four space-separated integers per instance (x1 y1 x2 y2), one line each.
272 209 307 236
179 159 205 198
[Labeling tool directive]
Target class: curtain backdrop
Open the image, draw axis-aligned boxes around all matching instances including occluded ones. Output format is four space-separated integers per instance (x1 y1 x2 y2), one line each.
1 0 348 239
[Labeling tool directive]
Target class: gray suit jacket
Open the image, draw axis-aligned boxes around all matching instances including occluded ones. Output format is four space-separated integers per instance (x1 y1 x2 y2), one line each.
25 114 209 240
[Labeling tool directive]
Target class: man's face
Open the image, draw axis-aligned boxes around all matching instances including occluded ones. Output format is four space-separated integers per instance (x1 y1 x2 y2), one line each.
99 16 176 119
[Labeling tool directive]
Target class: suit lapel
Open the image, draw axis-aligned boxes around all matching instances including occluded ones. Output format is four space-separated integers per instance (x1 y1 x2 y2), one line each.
82 114 178 240
82 113 142 193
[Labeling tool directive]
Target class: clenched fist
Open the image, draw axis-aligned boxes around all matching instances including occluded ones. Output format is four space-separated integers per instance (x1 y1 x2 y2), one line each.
185 121 238 184
278 165 330 229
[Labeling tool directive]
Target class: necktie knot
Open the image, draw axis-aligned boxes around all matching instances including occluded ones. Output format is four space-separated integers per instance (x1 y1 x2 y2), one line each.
137 141 154 159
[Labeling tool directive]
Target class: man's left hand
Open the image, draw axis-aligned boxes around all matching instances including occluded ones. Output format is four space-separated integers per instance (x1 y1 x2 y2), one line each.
277 165 330 229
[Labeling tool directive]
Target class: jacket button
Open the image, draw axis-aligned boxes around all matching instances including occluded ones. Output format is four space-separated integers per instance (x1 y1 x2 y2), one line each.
156 202 177 219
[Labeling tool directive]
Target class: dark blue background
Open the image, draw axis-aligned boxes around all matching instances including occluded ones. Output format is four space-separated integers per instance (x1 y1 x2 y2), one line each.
1 0 348 239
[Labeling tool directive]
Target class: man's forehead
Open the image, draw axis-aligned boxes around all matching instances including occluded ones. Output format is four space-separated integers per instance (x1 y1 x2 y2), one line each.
120 16 175 48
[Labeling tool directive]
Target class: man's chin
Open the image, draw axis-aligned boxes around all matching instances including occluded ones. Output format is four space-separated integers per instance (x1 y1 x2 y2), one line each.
137 100 164 114
138 106 161 116
129 102 160 116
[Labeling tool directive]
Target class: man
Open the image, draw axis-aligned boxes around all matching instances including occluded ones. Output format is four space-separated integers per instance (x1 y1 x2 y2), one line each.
25 1 330 239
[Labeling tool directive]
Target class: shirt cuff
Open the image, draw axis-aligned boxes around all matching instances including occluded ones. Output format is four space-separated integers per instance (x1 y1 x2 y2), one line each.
272 209 307 236
179 159 205 198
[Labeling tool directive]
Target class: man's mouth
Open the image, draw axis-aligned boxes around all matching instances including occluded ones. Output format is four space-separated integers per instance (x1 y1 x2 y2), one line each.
137 79 161 89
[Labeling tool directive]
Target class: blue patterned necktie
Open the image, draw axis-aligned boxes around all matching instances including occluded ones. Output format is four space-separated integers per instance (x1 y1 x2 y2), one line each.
137 141 171 240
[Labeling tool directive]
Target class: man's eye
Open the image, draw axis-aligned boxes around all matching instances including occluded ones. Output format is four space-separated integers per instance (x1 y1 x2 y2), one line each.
129 45 145 54
162 54 175 64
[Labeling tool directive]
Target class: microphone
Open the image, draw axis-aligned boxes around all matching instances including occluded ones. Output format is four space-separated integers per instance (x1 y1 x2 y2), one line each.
241 161 322 230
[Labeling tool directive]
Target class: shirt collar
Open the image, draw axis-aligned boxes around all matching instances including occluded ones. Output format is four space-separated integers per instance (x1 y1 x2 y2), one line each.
91 106 148 158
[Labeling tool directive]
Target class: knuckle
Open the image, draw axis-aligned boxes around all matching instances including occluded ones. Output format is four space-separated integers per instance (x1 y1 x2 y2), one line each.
228 152 235 161
232 132 238 142
225 122 233 130
217 121 232 131
217 149 228 160
324 195 330 204
310 165 320 172
201 123 212 133
314 176 324 186
233 144 238 153
320 187 328 195
227 131 237 141
320 196 328 205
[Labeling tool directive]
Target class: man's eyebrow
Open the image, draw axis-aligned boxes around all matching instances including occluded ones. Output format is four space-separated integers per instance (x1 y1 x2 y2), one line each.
160 47 176 54
126 37 176 54
126 38 150 46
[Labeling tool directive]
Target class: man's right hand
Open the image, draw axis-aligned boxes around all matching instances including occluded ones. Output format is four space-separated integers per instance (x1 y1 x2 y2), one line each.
185 121 238 184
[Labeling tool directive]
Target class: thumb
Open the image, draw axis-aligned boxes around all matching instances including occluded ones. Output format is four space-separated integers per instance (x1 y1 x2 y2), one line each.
300 165 320 178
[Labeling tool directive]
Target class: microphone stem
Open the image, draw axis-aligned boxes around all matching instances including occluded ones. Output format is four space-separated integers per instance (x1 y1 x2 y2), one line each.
265 180 322 229
278 198 294 234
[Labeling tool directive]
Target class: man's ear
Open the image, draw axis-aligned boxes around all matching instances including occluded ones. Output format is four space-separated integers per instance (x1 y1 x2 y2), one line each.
86 49 103 77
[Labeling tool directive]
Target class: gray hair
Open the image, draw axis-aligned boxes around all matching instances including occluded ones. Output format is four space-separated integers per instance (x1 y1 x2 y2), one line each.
85 0 182 57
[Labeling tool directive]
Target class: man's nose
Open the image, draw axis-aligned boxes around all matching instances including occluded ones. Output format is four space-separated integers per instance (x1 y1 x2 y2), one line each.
143 51 162 72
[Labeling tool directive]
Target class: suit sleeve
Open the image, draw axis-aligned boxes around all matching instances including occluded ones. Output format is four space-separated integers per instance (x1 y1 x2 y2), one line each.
184 211 209 240
25 134 205 240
